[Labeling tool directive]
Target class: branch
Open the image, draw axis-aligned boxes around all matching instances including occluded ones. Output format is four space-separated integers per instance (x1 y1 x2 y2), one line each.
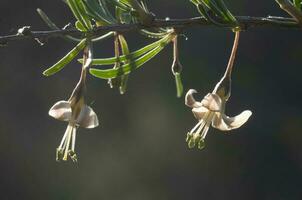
0 16 299 45
275 0 302 23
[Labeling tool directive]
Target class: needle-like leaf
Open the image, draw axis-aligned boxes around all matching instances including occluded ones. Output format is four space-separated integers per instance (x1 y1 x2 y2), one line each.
43 39 87 76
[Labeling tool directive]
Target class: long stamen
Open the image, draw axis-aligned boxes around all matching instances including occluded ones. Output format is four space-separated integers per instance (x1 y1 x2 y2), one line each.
72 127 76 152
194 112 210 135
195 119 206 136
63 125 73 160
201 113 214 139
190 111 210 133
58 126 69 149
190 120 203 133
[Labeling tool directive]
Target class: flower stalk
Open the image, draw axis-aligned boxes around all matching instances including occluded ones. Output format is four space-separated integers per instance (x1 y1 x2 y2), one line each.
49 41 99 162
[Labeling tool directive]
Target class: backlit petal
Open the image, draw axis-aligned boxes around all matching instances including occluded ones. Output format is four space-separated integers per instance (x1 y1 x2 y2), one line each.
201 93 222 112
185 89 202 108
76 105 99 129
192 106 208 120
49 101 72 121
212 110 252 131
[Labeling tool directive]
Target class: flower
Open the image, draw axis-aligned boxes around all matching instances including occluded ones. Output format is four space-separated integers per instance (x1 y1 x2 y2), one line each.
185 89 252 149
49 44 99 162
49 98 99 162
184 31 252 149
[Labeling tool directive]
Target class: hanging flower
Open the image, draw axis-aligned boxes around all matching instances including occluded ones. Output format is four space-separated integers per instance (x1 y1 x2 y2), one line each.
49 97 99 162
49 44 99 162
185 89 252 149
185 31 252 149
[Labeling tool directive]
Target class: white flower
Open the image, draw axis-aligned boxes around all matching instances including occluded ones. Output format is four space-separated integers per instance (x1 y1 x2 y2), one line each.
185 88 252 149
49 98 99 162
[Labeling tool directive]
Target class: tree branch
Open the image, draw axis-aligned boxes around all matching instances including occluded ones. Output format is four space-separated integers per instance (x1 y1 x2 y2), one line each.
0 16 299 45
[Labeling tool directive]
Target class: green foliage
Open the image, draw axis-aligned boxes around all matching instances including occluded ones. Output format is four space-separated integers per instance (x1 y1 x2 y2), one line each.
37 8 82 42
191 0 238 26
118 35 131 94
89 37 172 79
82 0 117 25
43 39 87 76
294 0 302 11
67 0 93 31
78 35 171 65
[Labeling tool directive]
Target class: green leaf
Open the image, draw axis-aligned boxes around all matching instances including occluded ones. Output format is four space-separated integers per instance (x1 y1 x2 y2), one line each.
191 0 237 25
118 35 131 94
67 0 92 31
79 35 171 65
37 8 59 30
116 5 132 24
75 20 87 31
89 44 166 79
91 31 114 42
37 8 81 42
215 0 237 23
43 39 87 76
174 72 183 98
74 0 93 29
108 0 132 11
82 0 116 24
294 0 302 10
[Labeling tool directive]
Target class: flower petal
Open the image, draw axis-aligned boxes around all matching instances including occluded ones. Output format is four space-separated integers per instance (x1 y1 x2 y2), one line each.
49 101 72 121
201 93 222 112
192 106 208 120
76 105 99 129
185 89 202 108
212 110 252 131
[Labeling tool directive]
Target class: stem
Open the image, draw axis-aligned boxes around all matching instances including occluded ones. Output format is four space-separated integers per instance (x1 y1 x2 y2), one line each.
172 35 182 74
68 42 92 102
114 32 121 67
223 31 240 79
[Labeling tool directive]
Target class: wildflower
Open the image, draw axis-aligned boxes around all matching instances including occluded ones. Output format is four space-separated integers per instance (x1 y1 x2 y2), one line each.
185 31 252 149
49 44 99 162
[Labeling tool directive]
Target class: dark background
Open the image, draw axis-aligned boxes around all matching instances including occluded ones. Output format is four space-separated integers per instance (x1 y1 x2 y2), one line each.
1 0 302 200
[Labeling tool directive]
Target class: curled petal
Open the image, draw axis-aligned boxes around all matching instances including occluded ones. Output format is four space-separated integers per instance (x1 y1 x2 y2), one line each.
49 101 72 121
185 89 202 108
201 93 222 112
76 105 99 129
212 110 252 131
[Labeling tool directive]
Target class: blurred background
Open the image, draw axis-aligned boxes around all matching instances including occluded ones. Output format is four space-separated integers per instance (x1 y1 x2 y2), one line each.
1 0 302 199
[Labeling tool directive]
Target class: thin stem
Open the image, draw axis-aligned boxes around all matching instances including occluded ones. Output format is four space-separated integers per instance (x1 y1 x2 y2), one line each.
68 41 92 102
173 35 179 61
171 35 182 74
114 32 121 67
223 31 240 79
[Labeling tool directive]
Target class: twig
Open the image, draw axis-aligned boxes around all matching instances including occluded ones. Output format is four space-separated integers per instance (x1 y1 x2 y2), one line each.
0 16 299 45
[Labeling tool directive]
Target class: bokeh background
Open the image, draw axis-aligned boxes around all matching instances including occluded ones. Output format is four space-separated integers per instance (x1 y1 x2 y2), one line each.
1 0 302 200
